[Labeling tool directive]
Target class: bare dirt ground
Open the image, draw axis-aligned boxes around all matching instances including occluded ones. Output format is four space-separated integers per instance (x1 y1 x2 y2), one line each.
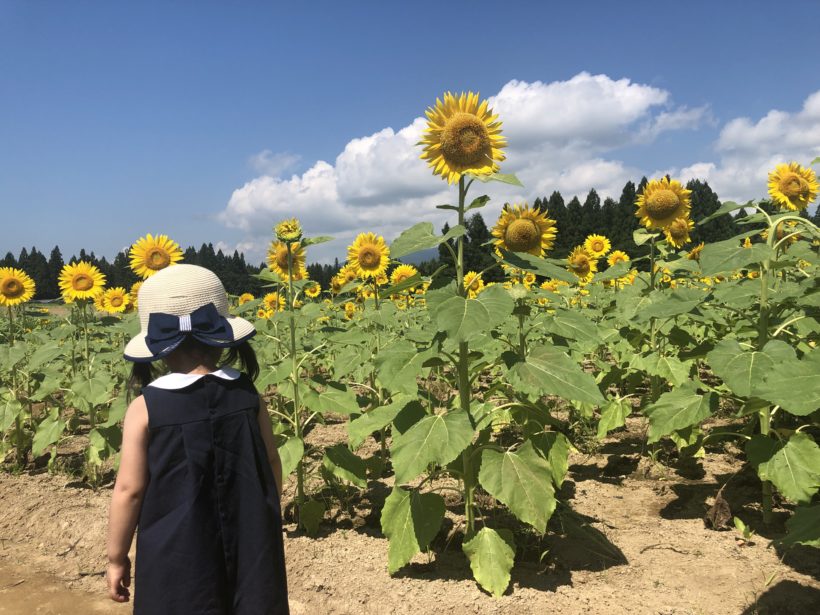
2 418 819 615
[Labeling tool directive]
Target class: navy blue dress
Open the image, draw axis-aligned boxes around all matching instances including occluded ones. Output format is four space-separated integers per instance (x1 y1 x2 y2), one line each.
134 369 289 614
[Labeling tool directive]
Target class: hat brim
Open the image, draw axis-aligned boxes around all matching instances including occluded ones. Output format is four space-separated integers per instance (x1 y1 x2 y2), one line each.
124 315 257 362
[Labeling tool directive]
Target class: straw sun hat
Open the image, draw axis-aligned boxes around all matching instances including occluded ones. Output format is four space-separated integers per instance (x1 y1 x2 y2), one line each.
124 264 255 362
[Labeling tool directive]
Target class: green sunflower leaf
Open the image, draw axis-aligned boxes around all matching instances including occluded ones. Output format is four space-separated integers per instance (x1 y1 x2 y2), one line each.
698 238 773 275
32 408 66 457
322 444 367 488
277 436 304 478
596 398 632 440
644 384 716 444
707 339 795 398
780 504 820 548
747 433 820 504
462 527 516 597
390 222 465 260
754 350 820 416
507 345 605 405
381 487 445 574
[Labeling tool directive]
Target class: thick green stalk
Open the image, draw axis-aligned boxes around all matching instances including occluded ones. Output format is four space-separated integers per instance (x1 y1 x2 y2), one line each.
757 246 773 524
286 245 305 508
7 305 14 346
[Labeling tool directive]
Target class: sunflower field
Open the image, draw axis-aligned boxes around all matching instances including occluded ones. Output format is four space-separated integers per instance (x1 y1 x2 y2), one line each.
2 91 820 597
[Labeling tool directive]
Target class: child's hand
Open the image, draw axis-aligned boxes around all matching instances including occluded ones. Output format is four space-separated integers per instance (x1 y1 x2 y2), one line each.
106 557 132 603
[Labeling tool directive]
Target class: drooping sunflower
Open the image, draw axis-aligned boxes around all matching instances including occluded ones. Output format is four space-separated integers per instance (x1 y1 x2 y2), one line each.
102 287 131 314
0 267 36 307
376 273 389 287
687 242 705 261
304 282 321 298
330 275 344 295
267 241 308 281
339 264 359 285
607 250 630 267
635 177 692 231
419 91 507 184
463 271 485 298
584 234 611 259
238 292 255 305
767 162 818 212
263 291 286 312
59 261 106 302
492 203 557 257
275 218 303 243
567 247 598 284
390 264 418 289
663 216 694 249
347 233 390 279
129 234 183 279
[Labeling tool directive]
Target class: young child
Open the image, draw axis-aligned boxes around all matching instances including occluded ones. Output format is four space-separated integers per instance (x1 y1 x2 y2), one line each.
106 264 289 614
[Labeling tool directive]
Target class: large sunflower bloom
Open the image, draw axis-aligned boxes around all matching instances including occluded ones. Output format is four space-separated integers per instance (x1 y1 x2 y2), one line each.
635 177 692 231
304 282 321 298
567 247 597 284
664 216 694 249
59 261 106 302
238 292 255 305
0 267 36 307
263 291 286 312
267 241 308 281
102 287 131 314
492 203 557 257
419 91 506 184
584 234 611 259
390 264 418 289
129 234 183 279
767 162 818 212
347 233 389 279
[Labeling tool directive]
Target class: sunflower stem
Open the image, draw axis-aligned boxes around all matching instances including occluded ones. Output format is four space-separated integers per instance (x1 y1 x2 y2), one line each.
7 305 13 346
286 244 306 515
757 223 774 524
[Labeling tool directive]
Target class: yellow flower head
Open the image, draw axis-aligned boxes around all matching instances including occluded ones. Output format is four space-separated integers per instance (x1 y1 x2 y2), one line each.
59 261 106 302
463 270 485 298
0 267 36 307
304 282 321 298
663 216 694 249
584 234 611 259
339 263 359 285
267 241 308 282
767 162 818 212
102 287 131 314
761 220 801 245
742 237 752 249
567 247 597 284
238 292 255 305
607 250 630 267
275 218 303 243
492 203 557 257
347 232 390 279
419 91 506 184
687 242 705 261
330 275 344 294
257 308 273 319
390 264 418 289
129 234 183 279
522 271 537 288
263 291 285 312
636 177 692 230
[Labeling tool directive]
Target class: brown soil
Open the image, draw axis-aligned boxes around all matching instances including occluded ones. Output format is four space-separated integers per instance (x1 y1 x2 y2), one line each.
2 418 819 615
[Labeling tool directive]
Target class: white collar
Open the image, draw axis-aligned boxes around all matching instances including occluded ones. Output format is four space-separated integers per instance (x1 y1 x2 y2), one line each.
147 366 241 390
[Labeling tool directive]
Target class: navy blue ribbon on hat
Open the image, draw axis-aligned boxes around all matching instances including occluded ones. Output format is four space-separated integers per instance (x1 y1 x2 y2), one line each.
145 302 234 358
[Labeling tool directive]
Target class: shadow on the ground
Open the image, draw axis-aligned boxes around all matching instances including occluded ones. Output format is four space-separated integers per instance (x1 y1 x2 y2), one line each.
740 580 820 615
775 543 820 579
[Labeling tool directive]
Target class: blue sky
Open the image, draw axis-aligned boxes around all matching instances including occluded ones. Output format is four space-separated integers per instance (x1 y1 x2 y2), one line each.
2 0 819 265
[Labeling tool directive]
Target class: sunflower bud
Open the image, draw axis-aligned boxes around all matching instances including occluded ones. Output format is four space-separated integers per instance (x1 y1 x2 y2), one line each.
275 218 303 243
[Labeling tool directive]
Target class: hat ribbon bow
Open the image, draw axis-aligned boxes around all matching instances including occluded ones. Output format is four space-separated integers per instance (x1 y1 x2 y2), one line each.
146 302 232 356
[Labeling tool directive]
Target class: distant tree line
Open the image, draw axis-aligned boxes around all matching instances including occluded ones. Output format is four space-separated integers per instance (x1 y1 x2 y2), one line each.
5 178 817 300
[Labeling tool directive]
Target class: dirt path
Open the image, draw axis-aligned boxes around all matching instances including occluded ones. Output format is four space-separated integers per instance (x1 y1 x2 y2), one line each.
2 420 819 614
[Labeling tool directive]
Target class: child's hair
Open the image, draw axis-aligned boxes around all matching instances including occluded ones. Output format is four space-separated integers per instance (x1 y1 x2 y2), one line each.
128 337 260 396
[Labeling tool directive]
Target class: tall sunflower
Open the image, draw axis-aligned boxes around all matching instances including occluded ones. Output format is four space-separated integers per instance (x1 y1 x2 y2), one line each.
567 247 597 284
635 177 692 231
267 241 308 281
59 262 106 302
390 264 418 289
584 234 611 259
0 267 36 307
664 216 694 249
419 91 507 184
129 234 183 279
767 162 818 212
492 203 557 257
347 233 390 279
102 287 131 314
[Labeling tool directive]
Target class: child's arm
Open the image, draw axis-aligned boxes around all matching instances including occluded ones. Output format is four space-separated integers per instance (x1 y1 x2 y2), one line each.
105 395 149 603
257 395 284 499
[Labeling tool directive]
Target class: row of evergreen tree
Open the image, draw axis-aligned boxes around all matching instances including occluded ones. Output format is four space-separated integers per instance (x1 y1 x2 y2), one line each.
5 178 817 300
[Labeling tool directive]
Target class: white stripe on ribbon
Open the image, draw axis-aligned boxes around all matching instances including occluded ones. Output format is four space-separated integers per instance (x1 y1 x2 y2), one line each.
178 314 192 332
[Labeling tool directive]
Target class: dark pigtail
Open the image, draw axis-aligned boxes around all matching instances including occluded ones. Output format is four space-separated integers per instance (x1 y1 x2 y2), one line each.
224 341 259 381
128 362 159 401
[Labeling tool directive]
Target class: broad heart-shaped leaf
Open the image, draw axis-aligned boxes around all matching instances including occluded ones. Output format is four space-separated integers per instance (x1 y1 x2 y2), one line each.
497 249 577 283
389 222 465 260
542 309 600 344
746 433 820 504
633 288 704 322
433 295 492 343
27 341 65 370
380 487 445 574
644 384 716 444
699 238 772 275
596 398 632 440
755 350 820 416
375 341 434 396
322 444 367 488
0 393 23 433
594 261 631 282
0 345 26 369
299 499 325 537
70 373 114 409
506 345 605 406
473 284 515 329
300 235 333 247
631 352 691 387
347 396 414 448
32 408 66 457
314 382 359 415
462 527 516 598
530 431 571 489
469 171 523 186
707 339 795 398
277 436 304 478
780 504 820 548
479 440 556 533
390 410 474 485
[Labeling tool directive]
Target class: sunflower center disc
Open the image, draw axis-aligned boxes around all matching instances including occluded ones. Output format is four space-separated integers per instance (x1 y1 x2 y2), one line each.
440 113 490 168
358 247 379 268
645 189 681 219
147 248 170 269
778 173 809 200
570 255 590 276
505 219 541 252
592 240 604 252
2 279 23 298
111 296 123 307
73 274 93 291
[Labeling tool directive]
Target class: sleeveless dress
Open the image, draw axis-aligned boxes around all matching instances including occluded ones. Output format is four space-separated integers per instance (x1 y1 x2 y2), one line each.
134 367 289 615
